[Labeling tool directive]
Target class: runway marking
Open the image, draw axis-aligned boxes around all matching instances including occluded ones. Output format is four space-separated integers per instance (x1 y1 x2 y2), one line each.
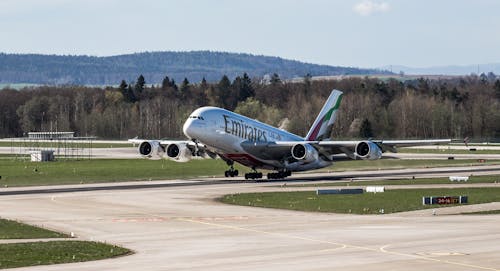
380 244 498 271
178 218 499 271
112 217 169 223
177 217 347 251
319 246 348 253
416 251 469 256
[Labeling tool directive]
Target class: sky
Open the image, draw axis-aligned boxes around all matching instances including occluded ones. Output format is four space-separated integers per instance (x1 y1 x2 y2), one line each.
1 0 500 68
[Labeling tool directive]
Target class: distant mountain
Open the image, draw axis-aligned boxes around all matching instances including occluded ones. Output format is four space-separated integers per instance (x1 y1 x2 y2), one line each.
0 51 388 85
383 64 500 76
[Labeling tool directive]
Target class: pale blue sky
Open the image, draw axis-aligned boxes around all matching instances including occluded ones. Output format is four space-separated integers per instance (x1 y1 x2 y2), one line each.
1 0 499 68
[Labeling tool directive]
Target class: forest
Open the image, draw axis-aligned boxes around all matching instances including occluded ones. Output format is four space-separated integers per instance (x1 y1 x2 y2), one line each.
0 51 385 85
1 73 499 141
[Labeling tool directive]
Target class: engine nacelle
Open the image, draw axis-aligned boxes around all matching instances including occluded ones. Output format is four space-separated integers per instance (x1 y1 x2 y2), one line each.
291 143 319 163
355 141 382 160
165 143 192 162
139 141 164 159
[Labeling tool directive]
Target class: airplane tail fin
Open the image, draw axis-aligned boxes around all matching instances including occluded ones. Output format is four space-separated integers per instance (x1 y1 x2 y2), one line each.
305 89 343 141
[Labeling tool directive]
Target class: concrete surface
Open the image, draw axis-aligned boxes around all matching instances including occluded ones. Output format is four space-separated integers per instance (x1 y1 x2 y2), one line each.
1 167 499 271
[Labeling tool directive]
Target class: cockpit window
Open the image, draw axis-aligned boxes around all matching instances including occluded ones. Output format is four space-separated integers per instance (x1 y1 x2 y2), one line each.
189 115 204 120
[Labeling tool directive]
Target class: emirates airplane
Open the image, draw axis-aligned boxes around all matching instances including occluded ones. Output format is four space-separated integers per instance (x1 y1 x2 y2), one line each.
130 89 450 180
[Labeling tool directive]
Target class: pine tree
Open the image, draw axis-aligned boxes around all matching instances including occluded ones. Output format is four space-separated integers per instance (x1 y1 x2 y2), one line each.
161 76 171 90
200 77 208 89
125 85 136 103
135 74 145 93
180 78 190 92
240 73 254 100
119 80 128 97
218 75 232 108
170 79 178 91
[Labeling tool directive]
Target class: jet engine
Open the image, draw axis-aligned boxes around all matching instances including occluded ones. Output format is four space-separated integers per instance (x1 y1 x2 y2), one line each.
139 140 164 159
355 141 382 160
291 143 319 163
165 143 192 162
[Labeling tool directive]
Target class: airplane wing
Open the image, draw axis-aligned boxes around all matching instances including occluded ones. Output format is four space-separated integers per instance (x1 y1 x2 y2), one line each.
240 141 294 160
240 139 452 161
128 138 217 161
316 139 452 159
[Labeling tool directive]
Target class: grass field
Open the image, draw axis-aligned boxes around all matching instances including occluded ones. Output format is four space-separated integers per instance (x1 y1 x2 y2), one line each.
284 175 500 187
0 241 130 269
0 218 131 269
1 158 499 187
325 158 499 172
220 187 500 214
399 147 499 155
0 141 131 148
0 219 68 239
0 154 17 158
0 159 244 187
460 210 500 215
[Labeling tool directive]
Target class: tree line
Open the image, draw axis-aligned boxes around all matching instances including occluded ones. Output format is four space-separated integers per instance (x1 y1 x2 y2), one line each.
0 51 385 85
1 73 499 141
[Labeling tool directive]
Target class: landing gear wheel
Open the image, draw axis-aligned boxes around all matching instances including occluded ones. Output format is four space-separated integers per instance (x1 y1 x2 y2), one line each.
267 170 291 180
224 162 238 178
244 172 263 180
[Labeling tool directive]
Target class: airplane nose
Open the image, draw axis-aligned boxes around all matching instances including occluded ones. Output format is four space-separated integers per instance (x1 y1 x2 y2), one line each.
182 119 193 138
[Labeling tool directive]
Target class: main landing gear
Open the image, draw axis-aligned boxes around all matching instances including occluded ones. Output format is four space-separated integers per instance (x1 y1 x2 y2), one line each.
224 166 238 177
244 167 263 180
224 161 239 177
244 168 292 180
244 171 263 180
267 170 291 179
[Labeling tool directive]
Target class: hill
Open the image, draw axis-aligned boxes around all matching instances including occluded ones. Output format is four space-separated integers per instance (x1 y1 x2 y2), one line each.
0 51 387 85
383 64 500 76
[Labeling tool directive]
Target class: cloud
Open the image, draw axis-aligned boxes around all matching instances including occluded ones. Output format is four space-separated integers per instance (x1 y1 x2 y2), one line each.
353 1 390 16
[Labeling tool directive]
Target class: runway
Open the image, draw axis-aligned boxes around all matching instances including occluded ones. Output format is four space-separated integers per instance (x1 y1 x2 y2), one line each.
0 166 499 270
1 164 500 196
2 145 500 160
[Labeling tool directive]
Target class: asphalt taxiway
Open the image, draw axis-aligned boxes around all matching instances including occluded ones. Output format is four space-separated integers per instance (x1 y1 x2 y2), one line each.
0 166 499 271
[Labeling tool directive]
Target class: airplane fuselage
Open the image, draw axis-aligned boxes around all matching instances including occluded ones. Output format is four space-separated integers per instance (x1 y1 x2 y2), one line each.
182 106 331 171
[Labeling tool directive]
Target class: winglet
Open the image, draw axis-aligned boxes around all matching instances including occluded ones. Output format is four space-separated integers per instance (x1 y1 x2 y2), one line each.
305 90 343 141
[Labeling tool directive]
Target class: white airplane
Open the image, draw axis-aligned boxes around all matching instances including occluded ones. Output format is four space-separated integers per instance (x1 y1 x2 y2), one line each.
130 89 450 180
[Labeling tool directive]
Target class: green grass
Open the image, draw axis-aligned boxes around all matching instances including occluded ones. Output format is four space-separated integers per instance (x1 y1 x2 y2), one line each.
325 158 499 172
220 187 500 214
0 219 68 239
284 175 500 187
0 158 499 187
0 241 130 269
460 210 500 215
0 159 245 187
0 218 131 269
399 147 499 155
0 154 17 158
0 141 131 148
